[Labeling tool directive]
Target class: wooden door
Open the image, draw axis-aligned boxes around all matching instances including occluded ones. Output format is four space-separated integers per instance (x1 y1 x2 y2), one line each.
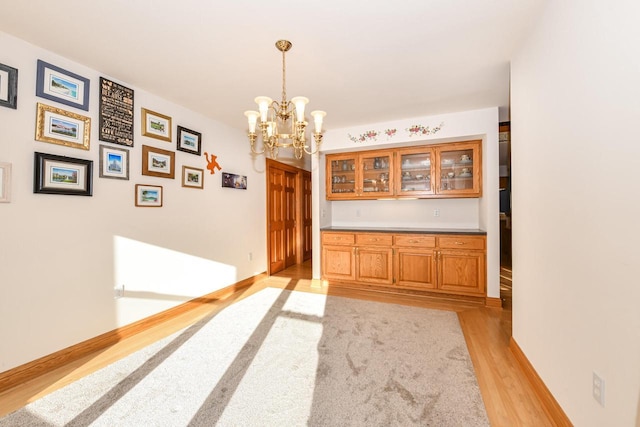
267 159 309 275
301 171 312 261
268 167 286 274
283 170 297 268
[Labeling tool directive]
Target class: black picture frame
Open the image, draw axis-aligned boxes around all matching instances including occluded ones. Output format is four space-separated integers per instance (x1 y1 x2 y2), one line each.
0 63 18 109
36 60 90 111
34 152 93 196
176 126 202 155
99 77 134 146
222 172 247 190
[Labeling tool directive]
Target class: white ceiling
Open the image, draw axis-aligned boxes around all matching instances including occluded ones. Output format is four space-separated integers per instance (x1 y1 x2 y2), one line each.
0 0 545 131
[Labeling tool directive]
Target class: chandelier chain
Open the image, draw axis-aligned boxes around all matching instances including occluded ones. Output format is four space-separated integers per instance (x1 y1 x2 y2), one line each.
281 48 287 107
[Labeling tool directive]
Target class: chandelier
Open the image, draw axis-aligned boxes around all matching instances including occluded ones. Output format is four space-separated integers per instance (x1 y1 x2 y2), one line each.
244 40 326 160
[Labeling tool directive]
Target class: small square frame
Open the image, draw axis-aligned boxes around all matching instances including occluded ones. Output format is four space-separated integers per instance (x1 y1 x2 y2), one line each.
0 63 18 109
135 184 163 207
142 145 175 179
182 166 204 189
99 144 130 180
0 162 12 202
35 102 91 150
142 108 172 142
34 152 93 196
36 60 90 111
177 126 202 155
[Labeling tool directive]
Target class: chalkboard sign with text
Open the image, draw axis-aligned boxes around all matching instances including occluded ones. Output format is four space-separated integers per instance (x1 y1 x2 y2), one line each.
99 77 134 147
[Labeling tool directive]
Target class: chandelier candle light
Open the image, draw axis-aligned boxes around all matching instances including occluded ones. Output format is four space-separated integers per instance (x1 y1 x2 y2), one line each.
244 40 326 159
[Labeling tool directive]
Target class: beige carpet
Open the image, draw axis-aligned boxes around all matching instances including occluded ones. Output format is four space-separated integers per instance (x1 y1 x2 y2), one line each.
0 288 489 426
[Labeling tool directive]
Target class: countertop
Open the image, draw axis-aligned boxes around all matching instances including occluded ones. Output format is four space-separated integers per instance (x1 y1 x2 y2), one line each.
320 226 486 235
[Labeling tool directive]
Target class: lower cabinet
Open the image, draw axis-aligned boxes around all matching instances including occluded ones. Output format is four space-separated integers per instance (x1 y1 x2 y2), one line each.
321 231 486 296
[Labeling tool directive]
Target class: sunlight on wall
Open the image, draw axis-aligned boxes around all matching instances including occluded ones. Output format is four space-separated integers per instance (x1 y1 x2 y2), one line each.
113 236 237 325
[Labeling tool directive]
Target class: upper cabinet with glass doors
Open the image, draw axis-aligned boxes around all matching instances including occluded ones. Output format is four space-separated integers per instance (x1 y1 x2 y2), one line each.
326 140 481 200
326 150 395 200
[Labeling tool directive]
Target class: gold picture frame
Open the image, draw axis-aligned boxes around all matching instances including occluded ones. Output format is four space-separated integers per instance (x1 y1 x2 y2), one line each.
182 165 204 189
35 102 91 150
141 108 172 142
142 145 175 179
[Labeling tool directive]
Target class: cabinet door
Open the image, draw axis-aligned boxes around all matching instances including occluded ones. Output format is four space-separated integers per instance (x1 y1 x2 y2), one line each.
395 248 437 289
322 245 356 281
435 141 482 197
356 246 394 285
438 250 485 295
395 147 435 197
326 153 358 200
359 150 395 199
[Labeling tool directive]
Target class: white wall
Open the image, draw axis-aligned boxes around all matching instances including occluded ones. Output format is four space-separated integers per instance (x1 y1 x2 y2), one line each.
511 1 640 425
311 108 500 299
0 32 267 372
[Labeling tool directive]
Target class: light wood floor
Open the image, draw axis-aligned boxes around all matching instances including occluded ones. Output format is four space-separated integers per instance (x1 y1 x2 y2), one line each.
0 262 552 426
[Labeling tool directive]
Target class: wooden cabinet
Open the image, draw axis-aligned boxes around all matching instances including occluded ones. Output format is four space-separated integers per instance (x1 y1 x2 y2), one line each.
326 150 395 200
326 140 482 200
434 141 482 198
355 233 394 285
321 232 356 281
321 230 486 297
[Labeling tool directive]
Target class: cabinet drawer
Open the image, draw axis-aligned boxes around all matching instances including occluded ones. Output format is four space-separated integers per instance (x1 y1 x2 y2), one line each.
355 233 393 246
438 235 485 250
322 232 355 245
394 234 436 248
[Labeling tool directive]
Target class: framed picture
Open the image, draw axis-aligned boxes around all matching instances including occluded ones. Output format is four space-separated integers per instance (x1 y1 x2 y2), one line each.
99 77 134 147
36 60 90 111
0 162 11 202
99 144 129 180
34 152 93 196
182 166 204 189
222 172 247 190
35 102 91 150
177 126 202 155
142 145 175 179
141 108 172 142
135 184 163 207
0 63 18 109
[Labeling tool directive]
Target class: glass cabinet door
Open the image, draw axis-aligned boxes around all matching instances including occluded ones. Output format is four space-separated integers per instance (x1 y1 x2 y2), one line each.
328 155 357 198
396 147 434 196
435 142 481 196
359 151 394 197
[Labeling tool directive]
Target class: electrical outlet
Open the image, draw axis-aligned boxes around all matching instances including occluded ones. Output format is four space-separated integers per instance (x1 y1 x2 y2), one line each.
433 209 440 217
592 372 605 406
114 285 124 299
248 252 253 261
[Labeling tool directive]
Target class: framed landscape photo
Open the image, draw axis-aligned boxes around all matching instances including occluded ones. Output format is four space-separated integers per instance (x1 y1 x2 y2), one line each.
135 184 163 207
142 108 172 142
0 162 11 202
182 165 204 189
142 145 175 179
177 126 202 155
34 152 93 196
99 145 129 180
35 103 91 150
36 60 90 111
0 63 18 109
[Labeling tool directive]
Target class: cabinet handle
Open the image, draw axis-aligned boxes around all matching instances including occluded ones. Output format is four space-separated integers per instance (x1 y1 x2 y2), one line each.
408 239 417 243
455 241 465 245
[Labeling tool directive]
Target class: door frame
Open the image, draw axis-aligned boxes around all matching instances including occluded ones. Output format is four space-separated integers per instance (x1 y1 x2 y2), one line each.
265 159 311 276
